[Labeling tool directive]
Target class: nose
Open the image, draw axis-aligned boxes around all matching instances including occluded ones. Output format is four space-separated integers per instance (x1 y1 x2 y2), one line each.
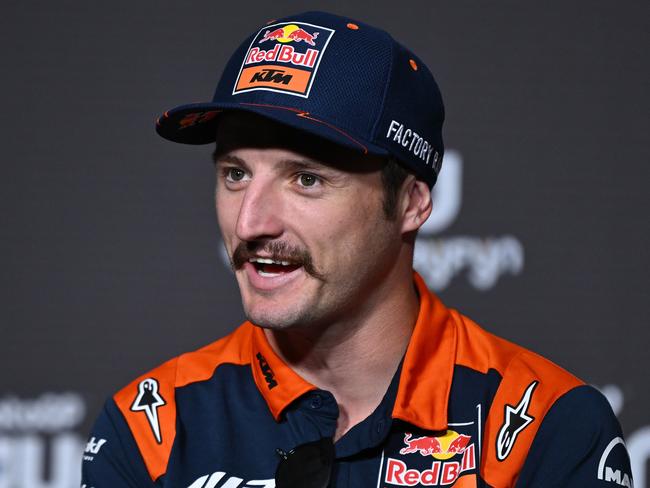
235 178 284 242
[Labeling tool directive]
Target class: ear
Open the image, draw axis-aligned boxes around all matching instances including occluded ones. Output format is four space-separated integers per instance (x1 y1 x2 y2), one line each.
400 177 432 234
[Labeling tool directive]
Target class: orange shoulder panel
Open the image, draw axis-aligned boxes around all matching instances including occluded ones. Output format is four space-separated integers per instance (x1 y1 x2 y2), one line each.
451 310 584 488
113 357 179 482
113 322 254 481
176 322 253 388
450 311 584 487
452 310 523 376
481 350 584 487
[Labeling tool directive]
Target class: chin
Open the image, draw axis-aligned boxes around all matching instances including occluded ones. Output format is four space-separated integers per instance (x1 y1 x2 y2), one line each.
244 303 315 331
238 282 313 329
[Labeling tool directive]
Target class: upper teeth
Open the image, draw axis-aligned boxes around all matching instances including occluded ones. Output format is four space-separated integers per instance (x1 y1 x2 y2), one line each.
249 258 291 266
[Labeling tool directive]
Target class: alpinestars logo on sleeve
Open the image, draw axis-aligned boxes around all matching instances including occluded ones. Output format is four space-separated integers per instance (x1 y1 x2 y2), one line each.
496 381 538 461
130 378 166 444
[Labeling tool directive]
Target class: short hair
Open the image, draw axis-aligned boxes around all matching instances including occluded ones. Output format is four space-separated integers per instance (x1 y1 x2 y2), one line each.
381 157 411 220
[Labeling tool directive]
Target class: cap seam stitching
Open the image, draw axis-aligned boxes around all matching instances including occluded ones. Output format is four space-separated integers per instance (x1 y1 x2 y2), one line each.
370 31 395 145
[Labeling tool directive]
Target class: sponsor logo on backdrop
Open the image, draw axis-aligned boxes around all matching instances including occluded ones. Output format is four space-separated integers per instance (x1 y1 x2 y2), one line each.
233 21 335 98
414 150 525 291
496 381 538 461
130 378 166 444
187 471 274 488
0 392 86 487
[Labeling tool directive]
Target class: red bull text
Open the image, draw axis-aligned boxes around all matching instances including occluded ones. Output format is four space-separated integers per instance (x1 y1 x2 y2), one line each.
385 431 476 486
233 22 335 97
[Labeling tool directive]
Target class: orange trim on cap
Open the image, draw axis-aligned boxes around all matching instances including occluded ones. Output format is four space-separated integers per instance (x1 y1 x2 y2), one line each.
296 112 369 154
392 272 455 431
238 102 370 154
250 324 316 420
480 352 583 487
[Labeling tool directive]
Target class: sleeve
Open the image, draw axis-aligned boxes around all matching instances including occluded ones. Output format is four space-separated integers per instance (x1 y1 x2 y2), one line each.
515 385 633 487
81 399 160 488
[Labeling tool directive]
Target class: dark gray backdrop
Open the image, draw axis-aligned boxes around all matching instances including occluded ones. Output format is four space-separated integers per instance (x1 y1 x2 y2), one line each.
1 1 648 486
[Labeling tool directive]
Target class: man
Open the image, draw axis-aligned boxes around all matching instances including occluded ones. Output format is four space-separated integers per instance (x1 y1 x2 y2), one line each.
82 11 633 488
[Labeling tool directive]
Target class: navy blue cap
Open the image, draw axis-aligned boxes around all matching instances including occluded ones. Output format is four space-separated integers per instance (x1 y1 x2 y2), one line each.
156 11 445 187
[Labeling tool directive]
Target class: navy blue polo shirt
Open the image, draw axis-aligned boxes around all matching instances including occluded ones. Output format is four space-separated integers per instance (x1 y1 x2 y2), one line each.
82 273 633 487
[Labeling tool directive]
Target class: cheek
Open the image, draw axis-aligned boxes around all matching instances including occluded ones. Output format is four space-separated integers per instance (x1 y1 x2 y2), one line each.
215 192 240 242
306 200 389 260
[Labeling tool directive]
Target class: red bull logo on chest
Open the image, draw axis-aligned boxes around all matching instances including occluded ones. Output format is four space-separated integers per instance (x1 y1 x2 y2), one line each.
382 429 478 486
233 22 335 97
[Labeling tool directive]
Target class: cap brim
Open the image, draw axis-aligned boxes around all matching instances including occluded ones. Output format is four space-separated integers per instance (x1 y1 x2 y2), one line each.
155 101 389 158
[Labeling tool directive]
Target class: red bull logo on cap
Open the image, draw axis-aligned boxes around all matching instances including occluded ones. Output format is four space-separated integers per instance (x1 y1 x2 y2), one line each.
233 21 335 98
259 25 320 46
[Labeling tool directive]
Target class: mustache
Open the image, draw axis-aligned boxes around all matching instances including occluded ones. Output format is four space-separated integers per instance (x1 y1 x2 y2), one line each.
231 241 325 281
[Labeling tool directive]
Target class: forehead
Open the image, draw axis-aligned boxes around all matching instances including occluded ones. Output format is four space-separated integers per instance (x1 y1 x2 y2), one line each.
214 111 385 174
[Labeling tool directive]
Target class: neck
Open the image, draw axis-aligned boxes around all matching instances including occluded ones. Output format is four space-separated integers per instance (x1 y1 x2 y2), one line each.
264 263 419 440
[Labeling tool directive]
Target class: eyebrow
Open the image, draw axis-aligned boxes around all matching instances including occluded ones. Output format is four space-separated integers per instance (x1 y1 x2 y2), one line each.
212 153 244 166
280 158 333 174
212 152 336 175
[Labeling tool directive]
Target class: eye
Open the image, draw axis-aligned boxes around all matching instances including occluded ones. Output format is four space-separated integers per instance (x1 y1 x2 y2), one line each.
297 173 319 187
224 167 247 182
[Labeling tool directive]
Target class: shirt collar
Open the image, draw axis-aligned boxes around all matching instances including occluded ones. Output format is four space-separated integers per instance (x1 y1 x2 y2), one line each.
249 271 455 430
249 323 316 421
391 272 455 431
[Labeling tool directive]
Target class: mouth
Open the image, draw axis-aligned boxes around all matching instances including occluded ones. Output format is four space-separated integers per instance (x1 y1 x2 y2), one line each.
248 257 303 277
231 241 323 292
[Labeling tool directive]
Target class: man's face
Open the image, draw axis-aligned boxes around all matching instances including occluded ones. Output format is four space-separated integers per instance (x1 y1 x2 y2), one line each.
214 112 405 331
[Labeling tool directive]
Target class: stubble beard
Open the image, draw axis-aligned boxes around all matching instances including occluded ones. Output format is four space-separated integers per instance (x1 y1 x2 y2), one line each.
243 296 322 331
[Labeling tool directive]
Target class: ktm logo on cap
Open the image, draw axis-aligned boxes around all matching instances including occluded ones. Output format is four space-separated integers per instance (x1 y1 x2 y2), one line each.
233 22 335 98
